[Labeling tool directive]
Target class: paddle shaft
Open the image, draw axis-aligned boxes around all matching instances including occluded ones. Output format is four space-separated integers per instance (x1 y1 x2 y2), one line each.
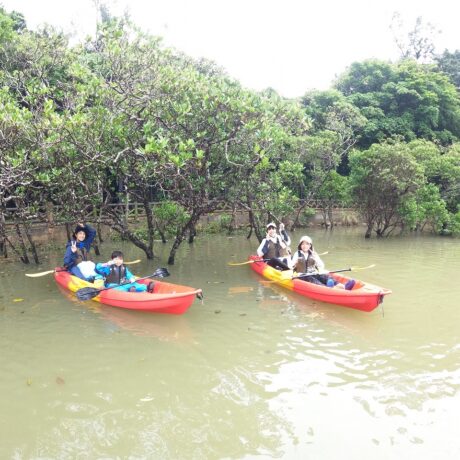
294 268 351 279
290 265 374 281
25 260 141 278
87 273 159 295
228 251 328 266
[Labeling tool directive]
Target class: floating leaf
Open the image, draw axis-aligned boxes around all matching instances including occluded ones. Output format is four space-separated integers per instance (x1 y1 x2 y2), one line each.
26 378 32 386
56 376 65 385
13 298 24 302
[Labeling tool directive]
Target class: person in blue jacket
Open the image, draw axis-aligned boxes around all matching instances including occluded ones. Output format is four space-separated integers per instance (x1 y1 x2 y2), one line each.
63 223 99 281
96 251 155 293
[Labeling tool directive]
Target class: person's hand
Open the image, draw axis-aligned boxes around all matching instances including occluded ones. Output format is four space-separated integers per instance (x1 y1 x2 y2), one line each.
71 240 77 253
279 223 285 231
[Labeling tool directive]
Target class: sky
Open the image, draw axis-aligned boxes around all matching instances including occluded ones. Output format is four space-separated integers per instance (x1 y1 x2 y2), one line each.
2 0 460 98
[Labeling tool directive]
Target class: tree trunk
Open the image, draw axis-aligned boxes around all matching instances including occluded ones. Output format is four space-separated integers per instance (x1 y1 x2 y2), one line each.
188 224 196 244
142 196 155 254
23 223 40 264
97 219 104 243
365 224 372 238
327 206 334 228
320 208 328 227
124 230 154 259
157 228 167 244
291 201 309 232
0 211 7 258
247 209 263 243
168 214 200 265
15 223 30 264
167 235 183 265
65 223 71 241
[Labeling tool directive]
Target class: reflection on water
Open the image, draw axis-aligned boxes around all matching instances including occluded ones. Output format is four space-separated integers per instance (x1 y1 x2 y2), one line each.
1 230 460 458
57 286 194 342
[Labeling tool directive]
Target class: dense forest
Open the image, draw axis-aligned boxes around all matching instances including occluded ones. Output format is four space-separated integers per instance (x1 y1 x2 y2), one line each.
1 7 459 264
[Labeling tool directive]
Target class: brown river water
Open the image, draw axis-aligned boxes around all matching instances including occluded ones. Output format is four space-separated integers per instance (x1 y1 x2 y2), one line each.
1 228 459 459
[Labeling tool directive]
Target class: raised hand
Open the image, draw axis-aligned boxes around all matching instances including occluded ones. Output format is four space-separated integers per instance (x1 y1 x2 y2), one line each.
71 240 77 253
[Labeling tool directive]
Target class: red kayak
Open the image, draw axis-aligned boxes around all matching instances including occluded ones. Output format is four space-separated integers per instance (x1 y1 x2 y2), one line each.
54 269 202 314
249 256 391 312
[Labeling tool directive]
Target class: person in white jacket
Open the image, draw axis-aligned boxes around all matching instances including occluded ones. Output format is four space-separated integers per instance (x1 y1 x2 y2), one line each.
290 235 329 285
256 222 291 270
291 235 355 289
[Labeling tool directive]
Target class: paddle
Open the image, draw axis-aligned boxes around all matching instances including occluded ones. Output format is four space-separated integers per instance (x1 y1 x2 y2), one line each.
228 251 329 266
25 259 142 278
260 264 376 284
75 267 170 301
281 264 376 281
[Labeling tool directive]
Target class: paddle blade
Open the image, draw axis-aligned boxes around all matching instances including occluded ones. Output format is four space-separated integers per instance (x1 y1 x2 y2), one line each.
152 267 170 278
124 259 141 265
25 270 55 278
76 287 101 301
350 264 376 271
228 260 255 266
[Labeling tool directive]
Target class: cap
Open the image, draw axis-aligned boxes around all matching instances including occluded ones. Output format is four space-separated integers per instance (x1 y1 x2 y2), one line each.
73 225 87 238
298 235 313 250
299 235 312 244
266 222 277 229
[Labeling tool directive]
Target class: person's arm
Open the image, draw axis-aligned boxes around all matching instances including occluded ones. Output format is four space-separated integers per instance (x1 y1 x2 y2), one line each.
95 262 110 276
277 235 287 249
312 251 325 271
63 243 77 267
279 223 291 246
256 239 268 257
291 251 299 268
83 224 96 249
125 266 135 282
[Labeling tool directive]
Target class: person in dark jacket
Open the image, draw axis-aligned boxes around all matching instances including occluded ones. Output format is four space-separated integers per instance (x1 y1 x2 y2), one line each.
63 223 99 281
96 251 154 293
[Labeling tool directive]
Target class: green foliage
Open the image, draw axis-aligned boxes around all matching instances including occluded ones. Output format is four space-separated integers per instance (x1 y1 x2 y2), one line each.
435 49 460 90
349 141 425 237
200 215 235 234
447 208 460 235
317 171 350 206
399 184 449 232
296 207 316 226
2 5 458 265
335 59 460 147
153 201 189 238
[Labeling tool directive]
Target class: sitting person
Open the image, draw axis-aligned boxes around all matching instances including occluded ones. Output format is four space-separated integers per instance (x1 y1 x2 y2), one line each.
64 223 102 282
96 251 155 293
291 235 329 285
291 235 355 290
256 222 291 270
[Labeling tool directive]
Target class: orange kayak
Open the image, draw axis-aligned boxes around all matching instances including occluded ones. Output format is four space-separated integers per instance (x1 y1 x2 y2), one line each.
54 269 202 314
249 256 391 312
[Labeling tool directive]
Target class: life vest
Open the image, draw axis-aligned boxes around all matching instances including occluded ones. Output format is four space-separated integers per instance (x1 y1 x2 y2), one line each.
266 238 282 258
295 250 317 273
105 265 129 285
279 244 290 257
